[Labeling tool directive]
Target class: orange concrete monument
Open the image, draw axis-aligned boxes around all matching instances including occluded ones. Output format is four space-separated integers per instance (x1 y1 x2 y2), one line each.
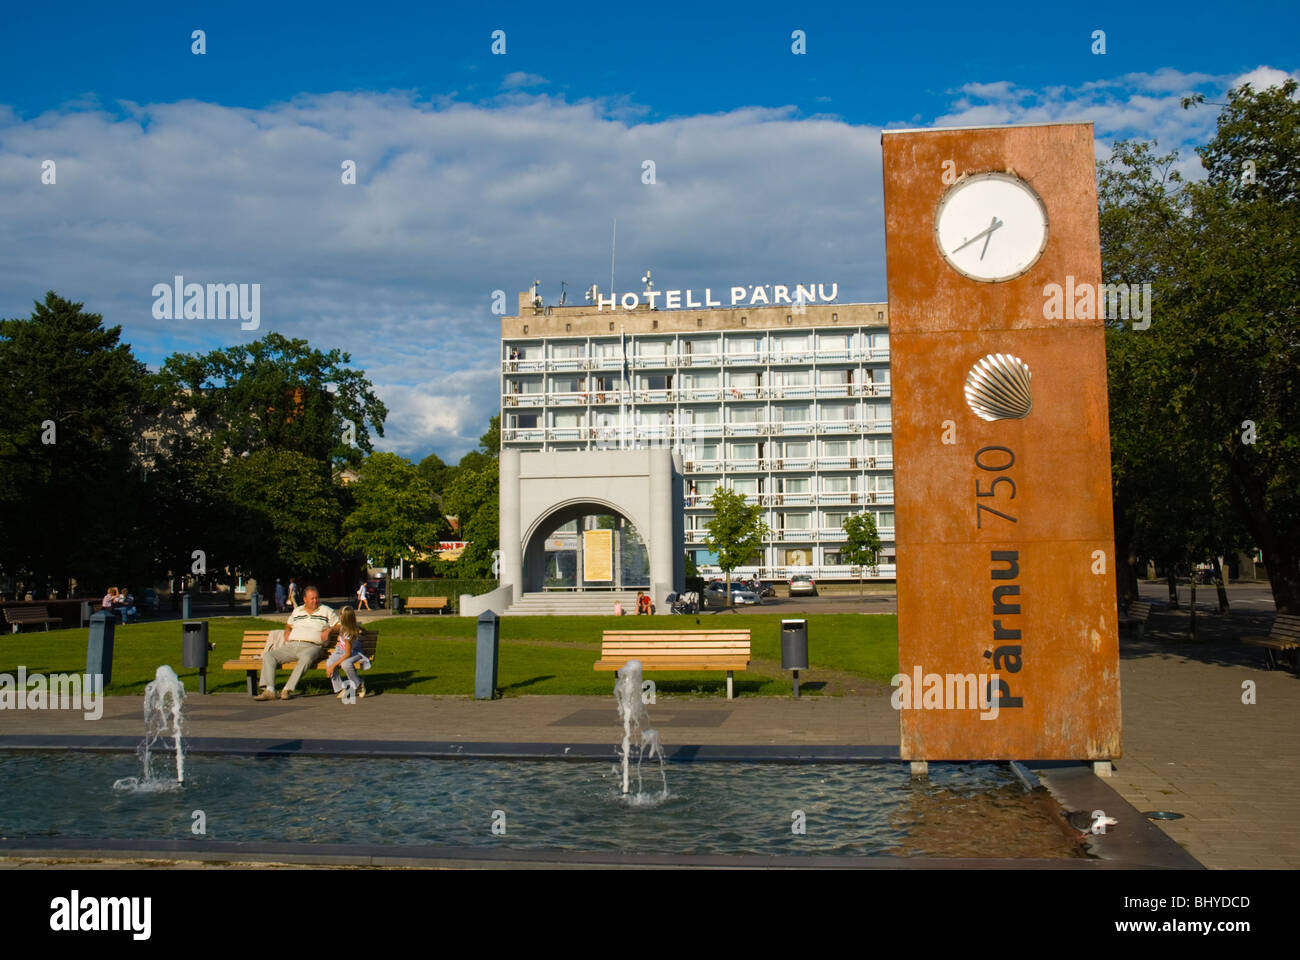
882 122 1121 760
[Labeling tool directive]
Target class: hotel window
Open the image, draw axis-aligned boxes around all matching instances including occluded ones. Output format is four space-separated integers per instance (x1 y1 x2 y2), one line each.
731 477 759 495
782 478 810 494
595 341 622 358
823 439 851 457
868 475 894 493
726 336 760 356
591 374 617 392
683 337 718 356
865 401 891 422
819 402 853 421
819 368 853 384
782 441 810 457
549 376 582 393
639 340 669 358
774 369 810 386
823 550 842 565
728 371 760 388
823 475 851 493
823 511 849 529
512 413 539 429
774 334 809 357
695 479 718 496
872 439 893 457
775 403 811 421
639 373 672 391
683 371 719 388
694 442 720 461
782 512 811 530
730 442 758 459
877 511 895 529
871 333 890 351
682 408 720 425
551 343 584 359
551 411 583 428
729 406 761 423
819 333 849 353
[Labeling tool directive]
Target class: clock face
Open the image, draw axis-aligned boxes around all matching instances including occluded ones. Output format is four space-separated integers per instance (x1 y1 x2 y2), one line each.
934 172 1049 282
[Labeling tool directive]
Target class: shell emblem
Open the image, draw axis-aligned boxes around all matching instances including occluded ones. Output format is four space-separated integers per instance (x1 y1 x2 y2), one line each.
965 353 1032 421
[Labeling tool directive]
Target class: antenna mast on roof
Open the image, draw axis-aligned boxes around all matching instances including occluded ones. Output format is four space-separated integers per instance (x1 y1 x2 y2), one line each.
609 218 617 297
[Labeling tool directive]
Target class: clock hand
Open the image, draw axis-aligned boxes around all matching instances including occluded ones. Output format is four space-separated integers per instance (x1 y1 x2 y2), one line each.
951 216 1004 256
980 216 1003 260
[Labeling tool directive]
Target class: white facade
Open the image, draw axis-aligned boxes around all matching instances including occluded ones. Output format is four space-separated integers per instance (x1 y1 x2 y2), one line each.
501 300 896 581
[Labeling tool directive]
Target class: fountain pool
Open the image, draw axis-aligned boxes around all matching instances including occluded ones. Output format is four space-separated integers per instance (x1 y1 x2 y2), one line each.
0 750 1084 860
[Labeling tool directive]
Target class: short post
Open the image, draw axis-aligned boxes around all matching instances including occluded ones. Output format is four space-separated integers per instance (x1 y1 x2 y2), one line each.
86 610 116 689
181 591 192 620
249 591 260 617
910 760 929 779
475 610 500 700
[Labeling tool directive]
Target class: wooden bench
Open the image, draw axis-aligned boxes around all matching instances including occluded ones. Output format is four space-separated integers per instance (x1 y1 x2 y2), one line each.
3 605 63 633
1117 600 1153 639
222 629 379 696
404 596 448 614
594 629 752 699
1243 614 1300 673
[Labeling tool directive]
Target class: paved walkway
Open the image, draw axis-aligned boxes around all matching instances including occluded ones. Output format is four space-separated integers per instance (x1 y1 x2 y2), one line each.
2 581 1294 868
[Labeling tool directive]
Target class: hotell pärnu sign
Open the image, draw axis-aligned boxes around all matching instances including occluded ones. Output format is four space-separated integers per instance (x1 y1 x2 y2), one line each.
595 284 839 311
882 122 1121 761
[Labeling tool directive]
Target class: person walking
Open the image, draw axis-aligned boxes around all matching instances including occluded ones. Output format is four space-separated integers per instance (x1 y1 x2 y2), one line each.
274 579 286 613
287 579 298 610
357 580 371 611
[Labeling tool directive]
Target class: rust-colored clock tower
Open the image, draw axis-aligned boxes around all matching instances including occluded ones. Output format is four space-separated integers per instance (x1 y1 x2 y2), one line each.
883 122 1122 761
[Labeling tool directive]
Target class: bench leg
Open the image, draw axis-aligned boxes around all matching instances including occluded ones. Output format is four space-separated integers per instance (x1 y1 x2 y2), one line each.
727 671 734 700
246 671 257 696
1134 622 1145 641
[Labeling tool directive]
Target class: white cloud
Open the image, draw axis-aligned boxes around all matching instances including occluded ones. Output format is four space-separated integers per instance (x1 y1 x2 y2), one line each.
501 72 548 90
1231 65 1300 93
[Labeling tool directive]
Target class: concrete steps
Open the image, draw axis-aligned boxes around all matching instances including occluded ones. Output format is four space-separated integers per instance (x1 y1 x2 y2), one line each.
501 591 644 616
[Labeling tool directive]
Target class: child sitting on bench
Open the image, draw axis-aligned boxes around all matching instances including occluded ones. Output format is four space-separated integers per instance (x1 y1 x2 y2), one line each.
325 606 371 700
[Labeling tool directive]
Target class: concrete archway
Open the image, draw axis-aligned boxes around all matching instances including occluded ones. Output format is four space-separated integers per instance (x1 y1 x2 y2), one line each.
520 501 648 593
499 448 684 609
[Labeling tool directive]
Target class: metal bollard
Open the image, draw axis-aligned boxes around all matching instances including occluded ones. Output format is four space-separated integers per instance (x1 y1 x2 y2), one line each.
249 591 260 617
181 592 192 620
475 610 500 700
87 610 116 688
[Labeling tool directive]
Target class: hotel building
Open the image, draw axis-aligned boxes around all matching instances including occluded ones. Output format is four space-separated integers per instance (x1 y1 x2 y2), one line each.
500 289 896 583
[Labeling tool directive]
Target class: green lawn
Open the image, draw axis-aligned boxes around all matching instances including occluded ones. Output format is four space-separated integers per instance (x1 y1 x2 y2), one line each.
0 613 899 698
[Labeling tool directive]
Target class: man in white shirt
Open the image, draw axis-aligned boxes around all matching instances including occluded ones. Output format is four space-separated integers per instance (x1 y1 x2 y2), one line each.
255 586 338 700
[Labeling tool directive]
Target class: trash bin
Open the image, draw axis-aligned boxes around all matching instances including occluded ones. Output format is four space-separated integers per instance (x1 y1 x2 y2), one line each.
183 621 214 694
392 595 405 614
87 610 116 689
781 619 808 697
475 610 499 700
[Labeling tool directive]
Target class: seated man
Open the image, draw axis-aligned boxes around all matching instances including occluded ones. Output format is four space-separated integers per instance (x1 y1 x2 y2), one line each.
254 586 338 701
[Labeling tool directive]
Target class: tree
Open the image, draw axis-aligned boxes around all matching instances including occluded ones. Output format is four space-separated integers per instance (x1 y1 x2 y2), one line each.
0 292 150 595
416 451 454 506
157 333 387 469
1099 80 1300 614
222 448 343 587
702 487 769 609
341 452 446 572
841 511 882 598
435 417 501 579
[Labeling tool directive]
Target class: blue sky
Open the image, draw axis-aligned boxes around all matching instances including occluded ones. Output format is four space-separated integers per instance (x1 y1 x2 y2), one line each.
1 1 1296 460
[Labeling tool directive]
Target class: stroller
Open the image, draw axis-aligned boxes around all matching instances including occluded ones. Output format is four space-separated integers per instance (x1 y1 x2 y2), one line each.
669 591 699 615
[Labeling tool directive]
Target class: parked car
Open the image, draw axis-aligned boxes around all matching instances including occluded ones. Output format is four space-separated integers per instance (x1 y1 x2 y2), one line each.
789 574 818 597
703 580 759 607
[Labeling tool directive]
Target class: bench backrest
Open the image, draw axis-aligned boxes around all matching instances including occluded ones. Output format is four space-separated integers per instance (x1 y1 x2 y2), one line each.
1128 600 1152 619
1269 614 1300 641
601 630 751 655
4 606 51 621
406 596 447 606
239 629 379 660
